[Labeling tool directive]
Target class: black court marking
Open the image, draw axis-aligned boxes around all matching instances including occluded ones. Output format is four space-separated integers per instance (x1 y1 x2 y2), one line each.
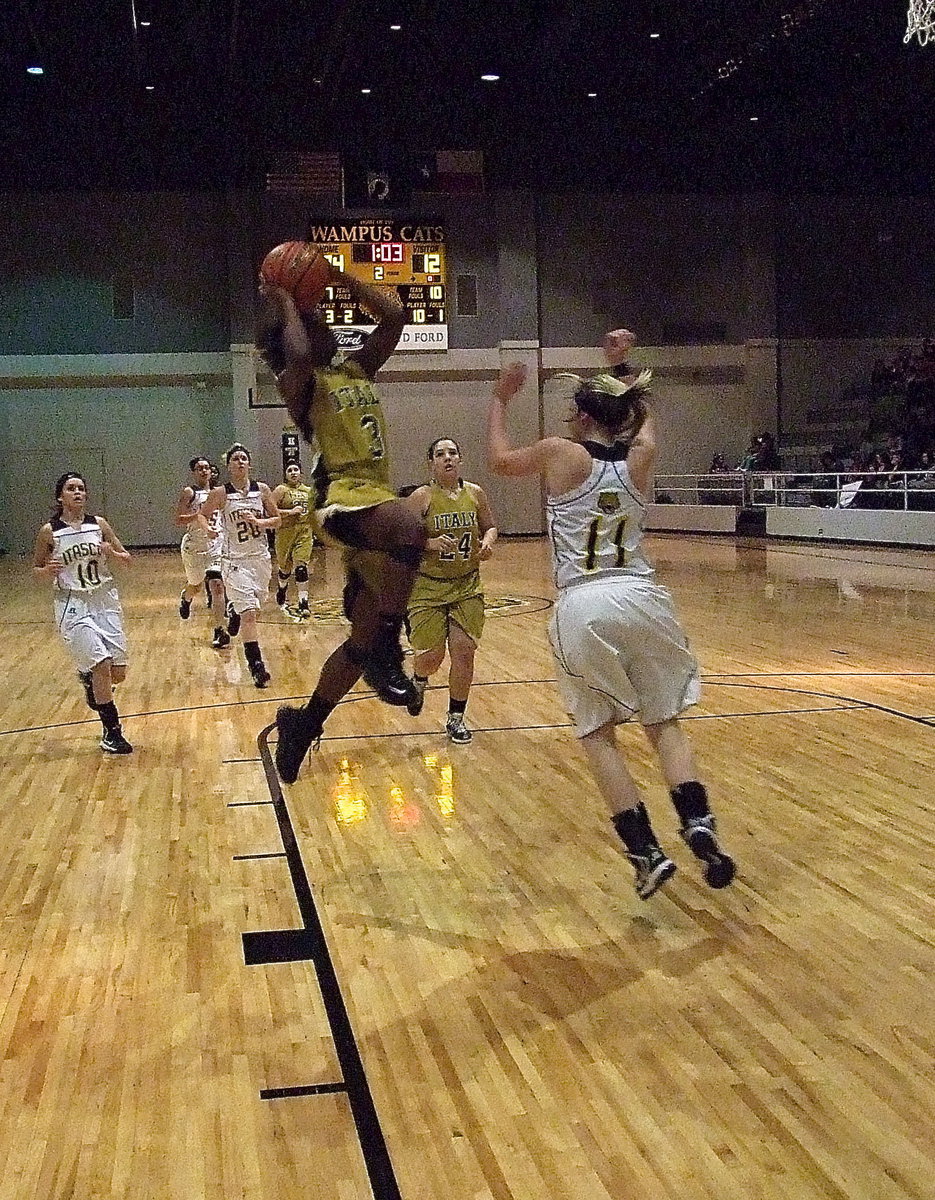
232 851 286 862
252 723 403 1200
222 757 263 764
227 799 274 808
243 928 319 965
260 1083 346 1101
3 672 930 740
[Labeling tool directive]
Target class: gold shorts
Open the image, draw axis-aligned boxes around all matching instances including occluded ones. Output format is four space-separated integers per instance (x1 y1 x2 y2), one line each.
275 525 314 571
408 572 485 650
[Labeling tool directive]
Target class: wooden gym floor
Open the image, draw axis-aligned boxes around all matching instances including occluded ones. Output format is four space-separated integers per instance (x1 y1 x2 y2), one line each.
0 534 932 1200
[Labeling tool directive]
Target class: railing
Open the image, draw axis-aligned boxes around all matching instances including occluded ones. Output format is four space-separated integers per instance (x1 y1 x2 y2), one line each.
653 471 935 511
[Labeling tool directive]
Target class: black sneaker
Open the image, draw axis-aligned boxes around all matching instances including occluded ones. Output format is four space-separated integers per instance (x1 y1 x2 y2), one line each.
251 661 271 689
275 586 288 607
211 627 230 649
362 647 418 708
179 591 192 619
275 705 322 784
445 713 472 744
101 727 133 754
680 816 736 888
628 846 676 900
78 671 99 711
407 677 427 717
226 601 241 638
297 598 310 620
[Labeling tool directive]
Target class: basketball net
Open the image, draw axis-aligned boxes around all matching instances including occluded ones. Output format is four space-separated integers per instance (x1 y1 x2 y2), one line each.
905 0 935 44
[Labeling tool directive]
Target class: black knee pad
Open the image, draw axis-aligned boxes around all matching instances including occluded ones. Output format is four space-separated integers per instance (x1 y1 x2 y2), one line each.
387 543 424 569
295 563 309 583
205 569 222 582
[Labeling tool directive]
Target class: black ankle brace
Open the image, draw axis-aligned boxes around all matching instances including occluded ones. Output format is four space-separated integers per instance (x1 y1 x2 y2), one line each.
612 802 658 855
670 781 710 825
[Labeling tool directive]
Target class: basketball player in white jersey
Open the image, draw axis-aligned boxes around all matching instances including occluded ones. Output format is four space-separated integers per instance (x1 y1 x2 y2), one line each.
487 350 735 900
174 456 228 648
200 444 280 687
32 472 133 753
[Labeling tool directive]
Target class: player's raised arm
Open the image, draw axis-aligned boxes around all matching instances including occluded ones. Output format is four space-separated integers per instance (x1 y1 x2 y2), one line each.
335 267 406 379
487 362 559 478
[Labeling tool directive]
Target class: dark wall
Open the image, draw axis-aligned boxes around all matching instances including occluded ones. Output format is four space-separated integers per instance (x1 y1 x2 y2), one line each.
0 192 231 354
537 193 756 347
2 189 933 358
777 195 935 339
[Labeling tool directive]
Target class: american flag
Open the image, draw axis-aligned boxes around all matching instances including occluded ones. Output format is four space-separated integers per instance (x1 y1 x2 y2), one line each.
266 152 343 199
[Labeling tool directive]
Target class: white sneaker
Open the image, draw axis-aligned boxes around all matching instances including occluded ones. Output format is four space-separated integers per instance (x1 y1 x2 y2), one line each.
445 714 472 745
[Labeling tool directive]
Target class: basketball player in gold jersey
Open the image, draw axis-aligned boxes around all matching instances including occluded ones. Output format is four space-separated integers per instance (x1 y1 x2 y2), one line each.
405 438 497 744
272 461 315 618
256 261 427 783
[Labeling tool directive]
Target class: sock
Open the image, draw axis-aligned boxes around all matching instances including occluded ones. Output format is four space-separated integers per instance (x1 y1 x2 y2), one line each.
303 693 336 729
297 583 309 604
244 641 262 669
670 782 711 826
611 802 659 856
98 701 120 732
414 674 429 686
448 698 467 716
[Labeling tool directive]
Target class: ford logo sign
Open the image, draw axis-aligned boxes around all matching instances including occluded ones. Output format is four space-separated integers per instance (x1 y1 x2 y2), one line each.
333 329 367 351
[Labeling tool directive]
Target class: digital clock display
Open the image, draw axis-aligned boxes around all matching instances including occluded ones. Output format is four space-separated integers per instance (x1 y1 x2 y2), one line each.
309 219 448 351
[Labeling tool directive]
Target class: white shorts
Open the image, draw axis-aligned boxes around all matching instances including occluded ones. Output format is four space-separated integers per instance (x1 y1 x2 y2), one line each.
548 575 701 737
180 535 223 586
53 586 128 675
222 555 271 614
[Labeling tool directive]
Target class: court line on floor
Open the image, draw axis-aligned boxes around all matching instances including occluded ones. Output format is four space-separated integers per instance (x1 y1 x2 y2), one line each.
245 723 404 1200
3 672 932 739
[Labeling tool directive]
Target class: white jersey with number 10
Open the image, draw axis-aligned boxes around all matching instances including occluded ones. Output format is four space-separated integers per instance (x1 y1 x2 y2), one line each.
51 517 114 593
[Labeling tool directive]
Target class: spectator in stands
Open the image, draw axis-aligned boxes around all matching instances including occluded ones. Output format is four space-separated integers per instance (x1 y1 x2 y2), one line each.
753 432 781 471
708 453 728 473
811 452 838 507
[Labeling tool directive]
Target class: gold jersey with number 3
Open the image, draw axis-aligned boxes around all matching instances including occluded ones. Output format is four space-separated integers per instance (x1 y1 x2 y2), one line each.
309 361 391 487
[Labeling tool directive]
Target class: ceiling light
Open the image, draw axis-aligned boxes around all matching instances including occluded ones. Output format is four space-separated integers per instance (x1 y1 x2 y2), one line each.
587 92 597 98
27 65 44 75
140 20 151 26
390 24 401 30
749 115 759 121
650 32 661 38
361 87 372 94
481 73 500 82
145 85 155 91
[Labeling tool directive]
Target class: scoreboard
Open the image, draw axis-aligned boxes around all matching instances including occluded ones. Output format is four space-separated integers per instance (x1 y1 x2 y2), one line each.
308 219 448 352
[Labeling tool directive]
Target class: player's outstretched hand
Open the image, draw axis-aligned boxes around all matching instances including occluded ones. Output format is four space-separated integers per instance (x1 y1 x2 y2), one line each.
603 328 635 366
494 362 528 402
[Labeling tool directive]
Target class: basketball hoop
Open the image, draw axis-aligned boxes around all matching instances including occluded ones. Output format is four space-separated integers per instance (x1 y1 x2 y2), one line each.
905 0 935 44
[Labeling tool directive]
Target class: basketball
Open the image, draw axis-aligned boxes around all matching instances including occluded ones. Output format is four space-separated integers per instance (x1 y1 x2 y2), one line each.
259 241 330 311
